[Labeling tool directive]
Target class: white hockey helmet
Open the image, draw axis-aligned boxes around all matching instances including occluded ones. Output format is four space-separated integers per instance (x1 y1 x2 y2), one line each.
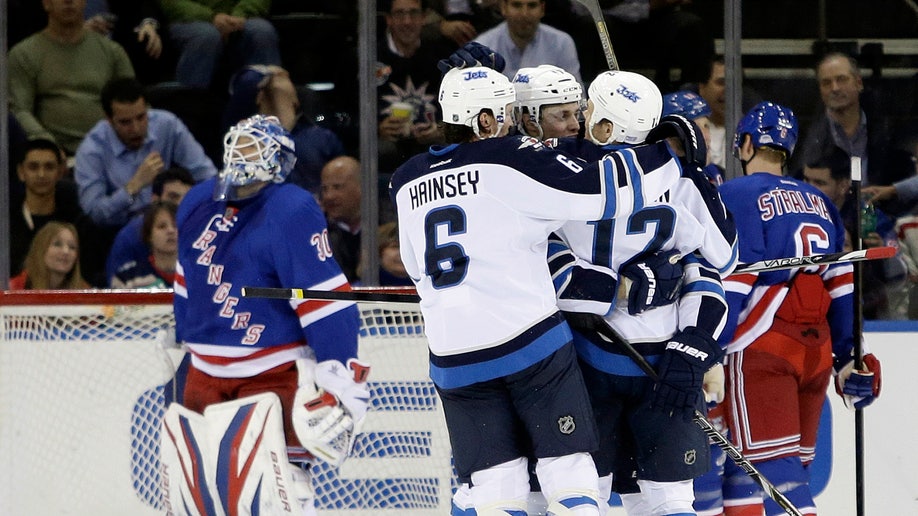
512 65 584 138
214 114 297 201
439 66 516 139
586 70 662 145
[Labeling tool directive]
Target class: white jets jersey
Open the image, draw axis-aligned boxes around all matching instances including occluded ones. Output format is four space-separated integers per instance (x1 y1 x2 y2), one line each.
549 141 738 376
389 135 683 389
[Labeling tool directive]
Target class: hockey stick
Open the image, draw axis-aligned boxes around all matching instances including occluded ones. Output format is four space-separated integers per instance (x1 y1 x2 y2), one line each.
571 0 620 71
732 245 895 274
850 157 867 516
240 286 421 303
241 247 895 303
584 315 804 516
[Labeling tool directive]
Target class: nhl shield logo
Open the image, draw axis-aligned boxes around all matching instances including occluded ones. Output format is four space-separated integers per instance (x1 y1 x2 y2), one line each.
558 415 576 435
684 449 697 465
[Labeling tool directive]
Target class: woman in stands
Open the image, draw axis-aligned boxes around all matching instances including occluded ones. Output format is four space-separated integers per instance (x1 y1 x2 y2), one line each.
110 201 178 289
10 222 89 290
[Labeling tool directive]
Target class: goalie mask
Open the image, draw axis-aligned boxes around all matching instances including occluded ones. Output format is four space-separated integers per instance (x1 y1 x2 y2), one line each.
439 66 515 139
732 101 798 158
586 70 662 145
512 65 584 139
214 114 297 201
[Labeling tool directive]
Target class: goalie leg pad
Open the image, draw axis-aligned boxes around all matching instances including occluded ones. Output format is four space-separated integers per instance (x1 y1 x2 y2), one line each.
161 393 301 516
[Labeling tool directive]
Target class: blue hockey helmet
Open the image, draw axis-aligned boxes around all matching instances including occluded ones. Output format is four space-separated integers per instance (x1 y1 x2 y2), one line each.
214 115 297 201
732 101 798 157
662 91 712 120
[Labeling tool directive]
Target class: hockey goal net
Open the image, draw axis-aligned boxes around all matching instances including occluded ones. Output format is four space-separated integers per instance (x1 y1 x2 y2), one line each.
0 290 454 515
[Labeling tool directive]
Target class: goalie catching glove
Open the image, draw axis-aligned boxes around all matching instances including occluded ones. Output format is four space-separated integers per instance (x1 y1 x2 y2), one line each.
293 358 371 467
645 114 707 166
834 353 881 410
652 327 724 421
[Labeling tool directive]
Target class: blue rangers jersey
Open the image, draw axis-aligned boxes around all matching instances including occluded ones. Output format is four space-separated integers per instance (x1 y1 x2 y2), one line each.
389 135 683 389
547 138 738 376
174 178 359 378
717 172 854 358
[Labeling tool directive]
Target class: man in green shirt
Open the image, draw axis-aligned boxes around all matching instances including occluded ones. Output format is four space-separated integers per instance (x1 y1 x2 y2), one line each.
8 0 135 155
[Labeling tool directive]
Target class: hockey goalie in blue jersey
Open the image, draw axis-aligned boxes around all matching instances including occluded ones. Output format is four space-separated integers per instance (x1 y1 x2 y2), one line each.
390 60 697 515
165 115 368 516
545 70 738 516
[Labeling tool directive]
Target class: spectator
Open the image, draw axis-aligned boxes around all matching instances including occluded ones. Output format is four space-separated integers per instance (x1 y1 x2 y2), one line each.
74 77 216 229
376 0 452 179
10 139 86 277
474 0 582 84
803 147 906 319
683 55 762 172
793 51 913 198
106 167 195 287
110 201 178 289
223 65 345 195
159 0 281 90
8 0 135 155
9 222 90 290
83 0 173 85
321 156 362 283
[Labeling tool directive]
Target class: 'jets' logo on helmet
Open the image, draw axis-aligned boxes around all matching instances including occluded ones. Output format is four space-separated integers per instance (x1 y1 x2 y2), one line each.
463 70 488 80
616 85 641 103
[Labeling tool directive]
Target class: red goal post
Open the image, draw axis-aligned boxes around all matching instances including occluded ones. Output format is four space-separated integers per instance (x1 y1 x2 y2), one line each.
0 289 454 515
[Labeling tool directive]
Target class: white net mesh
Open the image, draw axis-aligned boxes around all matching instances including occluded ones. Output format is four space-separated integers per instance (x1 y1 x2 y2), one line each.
0 293 454 515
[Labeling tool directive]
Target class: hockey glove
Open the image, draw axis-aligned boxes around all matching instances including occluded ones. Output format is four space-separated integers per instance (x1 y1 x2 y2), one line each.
293 358 371 466
834 353 881 410
437 41 506 75
620 249 683 315
645 114 707 166
653 326 724 421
